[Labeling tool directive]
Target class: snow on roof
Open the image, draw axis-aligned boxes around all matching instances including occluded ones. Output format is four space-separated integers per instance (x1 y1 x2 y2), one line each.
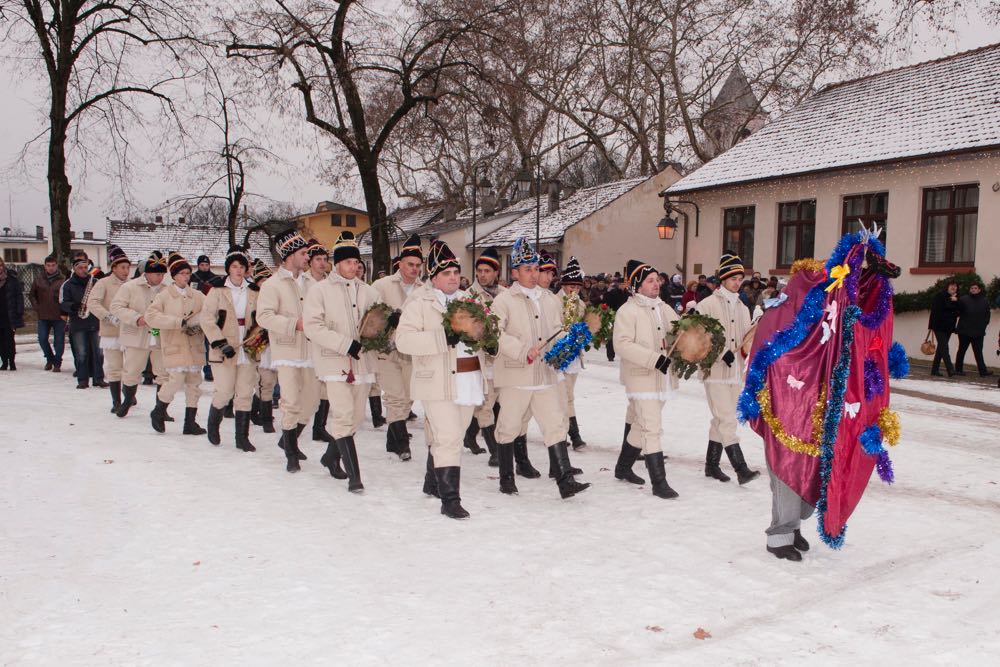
358 204 443 256
109 219 272 266
476 177 648 248
666 43 1000 194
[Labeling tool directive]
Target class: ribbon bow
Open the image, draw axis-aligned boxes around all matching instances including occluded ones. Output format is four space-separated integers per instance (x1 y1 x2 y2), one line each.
825 263 850 293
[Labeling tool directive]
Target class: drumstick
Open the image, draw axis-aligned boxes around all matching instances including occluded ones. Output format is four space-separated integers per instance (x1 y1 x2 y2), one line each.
664 328 686 358
528 327 568 364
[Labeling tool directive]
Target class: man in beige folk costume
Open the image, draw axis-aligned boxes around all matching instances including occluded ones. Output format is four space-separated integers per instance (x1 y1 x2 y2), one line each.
201 246 260 452
85 244 131 414
372 233 423 462
303 231 379 492
111 251 169 418
464 246 505 465
695 253 760 485
144 252 207 436
249 259 277 434
302 240 341 453
491 237 590 499
396 239 486 519
612 259 680 499
256 229 319 473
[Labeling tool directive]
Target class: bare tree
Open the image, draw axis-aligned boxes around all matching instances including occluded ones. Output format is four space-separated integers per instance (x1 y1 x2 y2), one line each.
0 1 195 265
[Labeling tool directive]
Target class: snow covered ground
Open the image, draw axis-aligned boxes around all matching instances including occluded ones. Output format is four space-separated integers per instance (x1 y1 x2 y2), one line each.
2 348 999 665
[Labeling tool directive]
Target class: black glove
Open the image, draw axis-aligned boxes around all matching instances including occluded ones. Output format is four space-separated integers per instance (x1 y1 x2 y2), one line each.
387 310 401 329
348 340 362 360
722 350 736 367
210 339 226 349
483 342 498 356
221 344 236 359
446 331 462 347
655 355 671 374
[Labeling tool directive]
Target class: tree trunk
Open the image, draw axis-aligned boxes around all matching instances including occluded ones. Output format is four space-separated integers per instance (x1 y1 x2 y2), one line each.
47 91 72 269
358 161 390 276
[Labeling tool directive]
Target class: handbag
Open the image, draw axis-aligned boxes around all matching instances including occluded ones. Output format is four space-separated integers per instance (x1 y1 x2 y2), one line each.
920 331 936 356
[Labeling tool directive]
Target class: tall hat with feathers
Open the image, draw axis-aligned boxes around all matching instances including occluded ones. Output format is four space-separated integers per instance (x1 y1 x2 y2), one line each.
561 256 584 286
225 245 250 271
625 259 657 292
306 238 327 259
332 231 361 264
250 258 272 283
538 251 557 274
510 236 539 268
476 246 501 270
107 244 130 268
167 251 192 277
426 239 460 277
274 228 309 261
717 253 745 281
144 250 168 274
399 233 423 261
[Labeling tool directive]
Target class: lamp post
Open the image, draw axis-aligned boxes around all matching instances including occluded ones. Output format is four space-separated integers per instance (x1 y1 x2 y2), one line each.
471 163 492 261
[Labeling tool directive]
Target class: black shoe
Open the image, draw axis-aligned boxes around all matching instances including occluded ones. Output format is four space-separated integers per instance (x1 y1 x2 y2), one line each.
423 450 439 497
320 441 348 479
407 410 418 421
250 395 262 425
51 364 59 372
234 411 255 451
109 381 122 414
207 406 224 445
77 380 89 389
369 396 386 428
44 361 53 371
644 451 679 499
183 407 207 436
260 401 275 434
547 445 582 479
464 417 485 454
150 398 169 433
725 444 760 485
549 442 591 499
568 416 586 450
514 435 541 479
614 441 645 485
482 424 499 467
498 442 518 494
93 380 109 388
767 545 802 562
312 399 335 443
388 420 411 461
336 436 364 492
930 370 943 377
793 529 810 552
705 441 731 482
436 467 470 519
282 429 301 473
117 385 138 418
981 371 995 378
954 370 966 376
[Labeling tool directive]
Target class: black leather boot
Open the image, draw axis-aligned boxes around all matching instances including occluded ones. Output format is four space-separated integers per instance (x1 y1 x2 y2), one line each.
234 411 255 451
626 423 643 461
705 441 731 482
498 442 518 494
109 381 122 414
423 450 439 498
207 405 224 445
369 396 386 428
336 436 364 492
283 429 301 473
513 435 541 479
644 451 679 499
547 445 582 478
260 401 275 434
464 417 485 454
183 407 207 435
568 416 586 450
793 529 810 552
312 400 334 443
436 467 470 519
407 410 418 421
614 441 645 485
277 428 307 460
223 399 235 418
320 440 348 479
549 442 591 499
117 384 138 418
725 444 760 484
482 425 499 467
150 398 169 433
250 395 262 425
388 420 411 461
385 420 399 454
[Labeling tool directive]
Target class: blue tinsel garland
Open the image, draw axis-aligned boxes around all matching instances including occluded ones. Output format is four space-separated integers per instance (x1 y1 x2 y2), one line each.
864 357 884 401
860 424 884 455
544 322 593 371
888 342 910 379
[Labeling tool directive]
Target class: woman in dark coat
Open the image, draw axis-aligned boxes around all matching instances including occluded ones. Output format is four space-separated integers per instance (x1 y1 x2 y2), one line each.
0 258 26 370
955 282 992 377
927 280 961 377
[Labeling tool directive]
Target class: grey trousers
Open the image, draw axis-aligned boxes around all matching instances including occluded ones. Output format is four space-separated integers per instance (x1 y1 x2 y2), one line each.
765 465 814 548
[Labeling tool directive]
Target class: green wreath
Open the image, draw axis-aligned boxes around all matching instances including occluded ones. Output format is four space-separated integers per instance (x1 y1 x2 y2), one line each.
359 302 396 354
583 304 615 350
667 312 726 380
442 298 500 353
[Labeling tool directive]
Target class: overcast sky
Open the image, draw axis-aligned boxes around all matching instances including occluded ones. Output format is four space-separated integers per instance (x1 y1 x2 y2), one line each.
2 2 999 238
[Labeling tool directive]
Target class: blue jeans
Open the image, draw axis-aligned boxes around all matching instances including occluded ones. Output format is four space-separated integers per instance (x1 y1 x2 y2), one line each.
70 329 104 383
37 319 66 365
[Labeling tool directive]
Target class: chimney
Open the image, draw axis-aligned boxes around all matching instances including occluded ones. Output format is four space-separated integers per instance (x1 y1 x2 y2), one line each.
496 197 510 211
70 231 77 240
443 203 457 222
547 180 561 214
83 231 93 240
154 215 163 224
482 193 497 217
36 225 43 240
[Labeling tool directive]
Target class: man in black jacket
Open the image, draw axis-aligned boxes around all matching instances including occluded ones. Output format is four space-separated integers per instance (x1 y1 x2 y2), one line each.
928 280 961 377
955 282 992 377
59 257 105 389
603 277 628 361
190 255 219 380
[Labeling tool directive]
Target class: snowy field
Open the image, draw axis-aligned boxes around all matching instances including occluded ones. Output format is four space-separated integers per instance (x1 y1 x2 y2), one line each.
2 348 999 665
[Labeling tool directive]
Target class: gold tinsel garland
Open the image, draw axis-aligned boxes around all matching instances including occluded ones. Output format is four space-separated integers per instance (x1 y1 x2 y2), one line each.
789 258 826 276
878 408 901 446
756 385 827 457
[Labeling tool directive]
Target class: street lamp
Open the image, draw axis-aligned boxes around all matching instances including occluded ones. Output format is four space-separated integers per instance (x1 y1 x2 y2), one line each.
657 212 678 240
470 163 492 261
514 167 532 201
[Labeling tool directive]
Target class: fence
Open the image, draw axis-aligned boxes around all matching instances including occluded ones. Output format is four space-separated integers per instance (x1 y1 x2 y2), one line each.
10 263 45 312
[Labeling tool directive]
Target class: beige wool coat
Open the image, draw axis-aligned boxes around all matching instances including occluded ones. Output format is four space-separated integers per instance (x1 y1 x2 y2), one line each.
613 293 680 396
145 284 206 369
491 282 563 388
256 267 310 364
302 272 379 380
201 281 260 365
111 276 165 350
695 288 751 385
86 273 127 338
395 284 488 401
